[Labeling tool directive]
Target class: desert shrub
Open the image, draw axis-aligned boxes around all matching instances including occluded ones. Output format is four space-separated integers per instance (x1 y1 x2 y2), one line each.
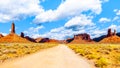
95 57 109 68
0 43 57 62
86 54 98 60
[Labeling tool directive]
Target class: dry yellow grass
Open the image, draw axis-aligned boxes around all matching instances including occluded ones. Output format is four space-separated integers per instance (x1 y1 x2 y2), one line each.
0 43 58 63
68 44 120 68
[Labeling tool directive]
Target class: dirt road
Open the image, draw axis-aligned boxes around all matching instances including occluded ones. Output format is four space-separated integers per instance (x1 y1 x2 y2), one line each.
0 45 94 68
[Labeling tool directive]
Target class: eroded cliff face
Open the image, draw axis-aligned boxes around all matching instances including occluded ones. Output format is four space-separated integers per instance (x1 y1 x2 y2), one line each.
74 33 92 41
66 33 94 44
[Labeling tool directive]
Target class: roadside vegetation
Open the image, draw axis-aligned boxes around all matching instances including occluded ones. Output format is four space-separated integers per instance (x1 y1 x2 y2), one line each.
0 43 58 63
68 44 120 68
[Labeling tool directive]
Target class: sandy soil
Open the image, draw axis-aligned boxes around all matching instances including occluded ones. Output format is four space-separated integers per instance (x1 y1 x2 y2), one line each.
0 44 94 68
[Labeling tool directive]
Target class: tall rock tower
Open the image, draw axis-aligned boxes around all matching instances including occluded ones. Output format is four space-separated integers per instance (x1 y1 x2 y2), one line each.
113 29 116 36
107 29 112 37
10 22 15 34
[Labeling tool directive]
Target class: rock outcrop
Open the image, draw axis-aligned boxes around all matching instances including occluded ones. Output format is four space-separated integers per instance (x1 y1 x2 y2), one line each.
0 23 31 43
37 38 59 43
35 37 43 43
100 29 120 43
10 22 15 34
74 33 91 41
0 34 4 38
0 33 31 43
67 33 94 44
39 38 50 43
25 36 36 42
113 29 116 36
107 29 116 37
66 38 74 43
20 32 24 38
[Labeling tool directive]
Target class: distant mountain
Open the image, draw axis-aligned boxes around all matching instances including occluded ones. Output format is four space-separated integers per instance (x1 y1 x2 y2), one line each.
93 35 106 42
116 32 120 37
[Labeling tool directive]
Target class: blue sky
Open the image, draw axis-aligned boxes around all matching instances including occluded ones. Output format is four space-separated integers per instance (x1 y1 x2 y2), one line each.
0 0 120 40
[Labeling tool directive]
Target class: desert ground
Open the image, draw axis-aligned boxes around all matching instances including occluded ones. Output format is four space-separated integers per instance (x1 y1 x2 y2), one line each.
0 44 94 68
0 43 120 68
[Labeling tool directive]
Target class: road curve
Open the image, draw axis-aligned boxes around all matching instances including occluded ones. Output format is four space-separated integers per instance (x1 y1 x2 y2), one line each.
0 44 94 68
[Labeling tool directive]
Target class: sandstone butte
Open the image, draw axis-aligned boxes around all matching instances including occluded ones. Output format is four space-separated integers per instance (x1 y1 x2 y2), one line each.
0 22 31 43
67 33 95 44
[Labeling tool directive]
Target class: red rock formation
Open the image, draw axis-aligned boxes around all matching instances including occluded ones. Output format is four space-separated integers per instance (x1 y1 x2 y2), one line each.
39 38 49 43
35 37 42 43
66 38 74 43
74 33 92 41
67 33 94 44
38 38 59 43
0 34 4 38
107 29 116 37
107 29 112 37
20 32 24 38
113 29 116 36
0 33 31 43
25 36 36 42
10 22 15 34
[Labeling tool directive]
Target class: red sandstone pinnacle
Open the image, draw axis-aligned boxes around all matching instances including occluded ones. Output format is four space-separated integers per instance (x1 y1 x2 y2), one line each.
113 29 116 36
107 29 116 37
107 29 112 37
10 22 15 34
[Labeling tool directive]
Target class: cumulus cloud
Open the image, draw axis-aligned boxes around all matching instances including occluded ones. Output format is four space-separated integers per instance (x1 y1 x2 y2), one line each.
38 25 106 40
100 0 109 3
99 17 111 23
64 15 94 27
0 0 44 22
114 9 120 16
24 26 44 38
108 25 117 29
34 0 102 23
0 32 7 36
39 27 86 40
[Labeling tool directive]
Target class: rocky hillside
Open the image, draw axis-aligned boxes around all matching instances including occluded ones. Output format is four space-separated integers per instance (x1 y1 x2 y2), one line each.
0 23 31 43
100 29 120 43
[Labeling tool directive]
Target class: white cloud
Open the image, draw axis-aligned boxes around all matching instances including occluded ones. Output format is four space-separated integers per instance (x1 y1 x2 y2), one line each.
39 27 86 40
24 26 44 38
0 0 44 22
100 0 109 3
114 9 120 16
108 25 117 29
113 16 119 21
64 15 94 27
0 32 7 36
34 0 102 23
99 17 111 23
